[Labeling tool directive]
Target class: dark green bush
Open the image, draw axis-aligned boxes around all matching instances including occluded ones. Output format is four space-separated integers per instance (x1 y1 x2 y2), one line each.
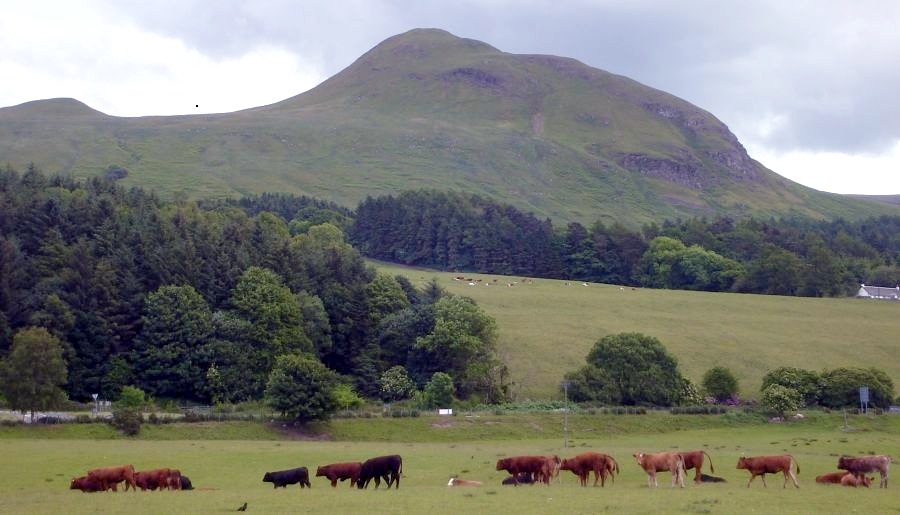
702 366 739 402
111 408 142 436
819 367 894 409
565 333 689 406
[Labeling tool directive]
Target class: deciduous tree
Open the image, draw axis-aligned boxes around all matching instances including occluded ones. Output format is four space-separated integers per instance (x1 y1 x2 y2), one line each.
0 327 68 420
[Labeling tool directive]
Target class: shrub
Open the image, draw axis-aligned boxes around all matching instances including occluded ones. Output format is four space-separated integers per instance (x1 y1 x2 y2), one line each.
110 385 146 436
819 367 894 409
419 372 454 409
760 367 820 406
333 384 365 411
111 409 142 436
702 366 739 403
116 386 147 410
378 366 417 401
760 384 801 417
566 333 689 406
264 354 339 422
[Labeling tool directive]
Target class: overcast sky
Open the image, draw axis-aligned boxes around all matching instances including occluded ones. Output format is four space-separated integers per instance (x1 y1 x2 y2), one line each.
2 0 898 194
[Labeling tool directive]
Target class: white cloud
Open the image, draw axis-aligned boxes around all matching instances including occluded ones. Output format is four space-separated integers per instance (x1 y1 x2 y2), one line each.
747 140 900 195
0 2 324 116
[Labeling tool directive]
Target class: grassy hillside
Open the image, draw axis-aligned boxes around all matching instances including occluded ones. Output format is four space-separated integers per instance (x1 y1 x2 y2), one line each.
1 29 895 225
376 262 900 400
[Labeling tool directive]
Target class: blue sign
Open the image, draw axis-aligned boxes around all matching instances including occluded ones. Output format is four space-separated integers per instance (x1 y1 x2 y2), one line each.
860 386 869 404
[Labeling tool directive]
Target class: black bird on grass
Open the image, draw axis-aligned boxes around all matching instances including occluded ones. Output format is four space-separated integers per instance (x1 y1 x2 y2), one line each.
237 502 247 512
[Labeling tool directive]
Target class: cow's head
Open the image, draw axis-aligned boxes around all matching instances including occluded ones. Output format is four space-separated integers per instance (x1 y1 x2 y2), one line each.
837 455 852 469
69 478 80 490
262 472 272 482
495 458 508 471
736 457 748 469
632 453 645 466
315 466 325 477
559 459 571 471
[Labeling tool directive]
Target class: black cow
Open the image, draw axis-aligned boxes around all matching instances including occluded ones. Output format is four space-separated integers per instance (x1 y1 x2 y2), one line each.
356 455 402 489
180 475 194 490
501 472 535 486
262 467 311 489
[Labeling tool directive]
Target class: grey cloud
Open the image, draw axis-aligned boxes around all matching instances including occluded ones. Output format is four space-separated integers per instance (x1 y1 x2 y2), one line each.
106 0 900 154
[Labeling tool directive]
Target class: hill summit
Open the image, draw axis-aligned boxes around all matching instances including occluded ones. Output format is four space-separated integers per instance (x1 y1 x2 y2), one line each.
0 28 893 223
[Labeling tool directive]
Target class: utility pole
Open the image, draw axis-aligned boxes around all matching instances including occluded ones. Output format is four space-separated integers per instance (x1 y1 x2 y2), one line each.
561 380 571 448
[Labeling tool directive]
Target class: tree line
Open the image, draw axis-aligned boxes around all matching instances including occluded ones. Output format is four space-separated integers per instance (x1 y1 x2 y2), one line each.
351 190 899 296
0 167 505 411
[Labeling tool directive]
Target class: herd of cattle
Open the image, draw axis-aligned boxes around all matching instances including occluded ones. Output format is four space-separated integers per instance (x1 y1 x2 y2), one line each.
487 452 890 490
69 465 192 492
69 452 890 493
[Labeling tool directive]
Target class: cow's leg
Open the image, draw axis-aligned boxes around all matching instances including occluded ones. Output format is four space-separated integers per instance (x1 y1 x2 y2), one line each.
694 466 702 483
747 474 755 488
760 474 768 488
788 469 799 488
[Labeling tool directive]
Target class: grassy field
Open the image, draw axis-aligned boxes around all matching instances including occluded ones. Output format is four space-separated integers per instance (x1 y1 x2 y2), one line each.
1 413 897 514
375 262 900 401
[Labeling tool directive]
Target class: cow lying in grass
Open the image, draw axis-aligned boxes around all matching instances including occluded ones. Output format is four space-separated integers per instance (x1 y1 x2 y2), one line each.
447 477 482 487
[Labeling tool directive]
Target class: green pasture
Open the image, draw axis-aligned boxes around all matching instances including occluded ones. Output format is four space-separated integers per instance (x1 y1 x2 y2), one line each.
1 414 897 514
376 262 900 400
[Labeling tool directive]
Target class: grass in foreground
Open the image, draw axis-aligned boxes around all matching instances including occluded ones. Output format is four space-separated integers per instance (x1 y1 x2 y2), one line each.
1 414 897 514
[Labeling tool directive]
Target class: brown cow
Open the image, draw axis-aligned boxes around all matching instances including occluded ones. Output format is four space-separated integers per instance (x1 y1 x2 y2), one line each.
815 471 850 484
70 475 116 493
167 469 182 491
87 464 136 492
837 455 891 488
316 462 362 488
357 455 402 489
545 455 562 483
736 455 799 488
496 456 551 485
633 452 685 488
841 473 874 488
679 451 715 483
560 453 618 487
604 456 620 485
134 469 171 491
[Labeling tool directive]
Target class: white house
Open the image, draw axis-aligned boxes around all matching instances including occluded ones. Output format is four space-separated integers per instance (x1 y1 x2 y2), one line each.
856 284 900 300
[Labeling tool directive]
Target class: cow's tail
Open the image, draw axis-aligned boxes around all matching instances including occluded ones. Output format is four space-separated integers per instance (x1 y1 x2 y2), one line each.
611 456 620 476
789 455 799 475
399 456 403 475
703 451 715 474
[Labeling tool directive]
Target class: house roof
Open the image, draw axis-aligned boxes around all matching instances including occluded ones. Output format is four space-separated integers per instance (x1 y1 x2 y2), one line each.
857 284 900 299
